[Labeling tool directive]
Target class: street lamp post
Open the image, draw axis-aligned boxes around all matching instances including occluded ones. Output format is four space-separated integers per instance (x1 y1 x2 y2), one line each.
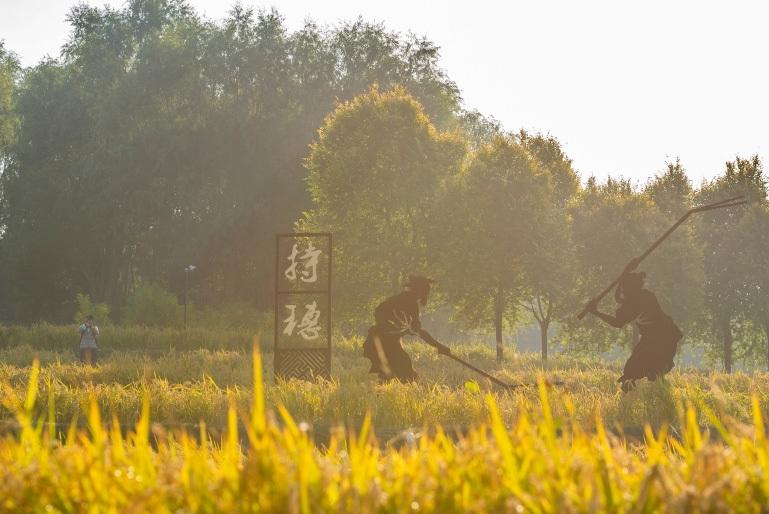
184 265 196 329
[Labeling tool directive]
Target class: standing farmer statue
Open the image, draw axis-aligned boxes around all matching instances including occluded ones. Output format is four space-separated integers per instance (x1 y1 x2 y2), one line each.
586 259 683 392
363 275 450 382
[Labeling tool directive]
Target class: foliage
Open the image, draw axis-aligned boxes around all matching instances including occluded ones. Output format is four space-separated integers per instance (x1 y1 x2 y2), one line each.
696 156 767 371
456 109 502 148
642 161 705 339
0 42 20 323
561 177 663 353
302 86 465 325
0 41 19 157
0 1 462 322
436 135 555 360
517 131 580 360
122 282 182 327
73 292 111 326
739 203 769 367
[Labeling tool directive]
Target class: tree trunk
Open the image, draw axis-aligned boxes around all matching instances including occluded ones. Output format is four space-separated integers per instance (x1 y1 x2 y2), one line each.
494 289 504 363
764 321 769 372
539 320 549 362
722 318 733 374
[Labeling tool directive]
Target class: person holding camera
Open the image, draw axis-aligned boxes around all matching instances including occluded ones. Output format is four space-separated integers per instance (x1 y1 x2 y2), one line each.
78 315 100 365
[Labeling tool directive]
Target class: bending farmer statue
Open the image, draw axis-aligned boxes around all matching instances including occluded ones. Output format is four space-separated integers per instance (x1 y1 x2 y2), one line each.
363 275 450 382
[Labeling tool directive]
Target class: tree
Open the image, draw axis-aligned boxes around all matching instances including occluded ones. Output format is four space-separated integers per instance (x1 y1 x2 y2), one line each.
642 160 705 346
738 202 769 369
436 135 552 362
696 155 766 372
517 131 580 361
456 110 503 149
74 293 111 326
0 41 18 162
562 178 660 354
566 167 705 359
301 86 465 326
645 159 692 216
0 1 464 323
1 1 212 320
0 42 20 321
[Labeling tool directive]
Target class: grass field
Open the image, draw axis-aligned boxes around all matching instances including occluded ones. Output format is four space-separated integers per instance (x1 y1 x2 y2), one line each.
2 329 769 512
2 338 769 433
1 336 768 435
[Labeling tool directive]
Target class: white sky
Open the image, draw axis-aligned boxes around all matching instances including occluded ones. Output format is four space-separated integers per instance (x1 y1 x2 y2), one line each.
1 0 767 185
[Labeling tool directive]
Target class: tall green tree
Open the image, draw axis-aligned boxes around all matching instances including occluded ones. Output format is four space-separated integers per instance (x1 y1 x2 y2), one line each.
437 135 552 361
566 168 704 358
301 86 465 325
562 178 659 353
0 41 19 216
0 41 18 159
642 160 705 345
696 155 766 372
737 202 769 369
0 42 20 321
517 131 580 361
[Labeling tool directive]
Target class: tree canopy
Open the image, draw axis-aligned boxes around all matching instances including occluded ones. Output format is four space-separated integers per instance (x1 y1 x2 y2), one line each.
302 86 465 325
0 0 462 322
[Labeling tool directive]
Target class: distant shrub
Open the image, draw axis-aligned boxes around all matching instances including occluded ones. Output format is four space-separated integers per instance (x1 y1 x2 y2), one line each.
122 283 182 328
73 293 111 326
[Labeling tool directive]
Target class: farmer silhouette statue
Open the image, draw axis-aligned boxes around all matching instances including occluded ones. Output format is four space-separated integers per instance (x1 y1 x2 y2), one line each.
577 195 747 392
586 259 682 392
363 275 450 382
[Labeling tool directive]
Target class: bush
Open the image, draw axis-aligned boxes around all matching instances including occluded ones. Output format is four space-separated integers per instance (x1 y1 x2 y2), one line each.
73 293 111 326
122 283 182 328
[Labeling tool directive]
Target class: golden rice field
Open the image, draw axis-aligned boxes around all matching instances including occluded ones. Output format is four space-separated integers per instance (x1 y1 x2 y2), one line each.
1 333 769 512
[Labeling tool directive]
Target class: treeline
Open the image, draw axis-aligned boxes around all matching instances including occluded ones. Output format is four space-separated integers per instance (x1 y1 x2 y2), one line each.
0 0 466 321
303 88 769 372
0 1 767 371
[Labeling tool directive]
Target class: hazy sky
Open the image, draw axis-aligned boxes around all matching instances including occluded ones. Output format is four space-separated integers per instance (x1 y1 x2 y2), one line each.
1 0 767 184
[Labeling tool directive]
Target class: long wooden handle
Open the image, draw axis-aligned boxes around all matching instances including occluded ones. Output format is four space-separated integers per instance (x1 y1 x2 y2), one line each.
576 196 746 320
444 353 517 389
443 352 565 390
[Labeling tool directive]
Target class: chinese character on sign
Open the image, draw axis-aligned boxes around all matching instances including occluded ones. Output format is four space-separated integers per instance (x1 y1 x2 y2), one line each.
282 305 298 336
284 242 322 283
298 301 321 339
282 301 322 340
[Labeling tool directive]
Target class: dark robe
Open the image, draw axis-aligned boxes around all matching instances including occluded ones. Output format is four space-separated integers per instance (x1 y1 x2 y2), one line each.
615 289 683 383
363 292 421 381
